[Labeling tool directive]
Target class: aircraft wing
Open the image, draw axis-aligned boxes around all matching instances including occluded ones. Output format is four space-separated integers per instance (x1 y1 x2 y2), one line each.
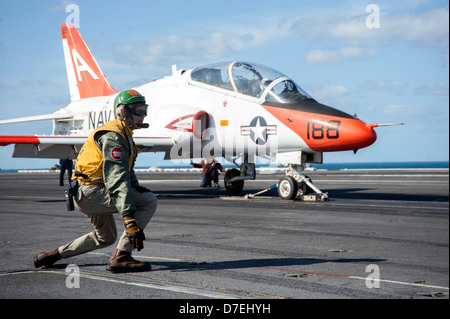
0 134 175 159
0 135 85 158
0 112 72 125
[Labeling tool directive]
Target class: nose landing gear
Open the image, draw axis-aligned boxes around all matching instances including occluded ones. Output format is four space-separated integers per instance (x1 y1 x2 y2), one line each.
279 165 328 201
223 153 328 201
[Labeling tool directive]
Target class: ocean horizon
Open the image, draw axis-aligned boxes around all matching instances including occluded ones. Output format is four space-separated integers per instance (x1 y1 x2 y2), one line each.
0 161 448 173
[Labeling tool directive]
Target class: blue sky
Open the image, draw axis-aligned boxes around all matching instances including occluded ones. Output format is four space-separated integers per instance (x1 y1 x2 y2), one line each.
0 0 448 169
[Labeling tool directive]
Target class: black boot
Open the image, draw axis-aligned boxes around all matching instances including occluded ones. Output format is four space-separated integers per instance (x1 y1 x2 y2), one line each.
34 249 62 268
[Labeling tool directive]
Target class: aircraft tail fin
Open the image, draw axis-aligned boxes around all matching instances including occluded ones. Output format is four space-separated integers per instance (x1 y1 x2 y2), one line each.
61 23 118 101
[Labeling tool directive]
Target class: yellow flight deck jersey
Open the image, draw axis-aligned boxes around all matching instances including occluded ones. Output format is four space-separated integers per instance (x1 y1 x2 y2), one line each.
72 119 139 220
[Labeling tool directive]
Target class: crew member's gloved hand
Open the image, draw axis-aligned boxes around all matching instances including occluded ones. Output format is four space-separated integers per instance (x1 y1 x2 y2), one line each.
125 219 145 251
132 185 151 193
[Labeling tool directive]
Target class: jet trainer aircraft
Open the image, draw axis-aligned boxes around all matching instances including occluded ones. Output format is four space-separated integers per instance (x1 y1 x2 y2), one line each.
0 24 395 200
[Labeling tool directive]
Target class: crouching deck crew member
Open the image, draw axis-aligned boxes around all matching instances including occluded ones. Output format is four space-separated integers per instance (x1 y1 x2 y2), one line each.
34 89 158 273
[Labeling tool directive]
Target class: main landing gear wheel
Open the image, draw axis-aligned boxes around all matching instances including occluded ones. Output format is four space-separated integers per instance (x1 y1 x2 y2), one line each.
225 169 244 196
277 176 298 200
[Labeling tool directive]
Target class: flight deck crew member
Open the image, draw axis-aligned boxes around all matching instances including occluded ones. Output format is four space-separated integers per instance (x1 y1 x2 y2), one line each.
191 158 226 187
34 89 157 273
59 159 73 186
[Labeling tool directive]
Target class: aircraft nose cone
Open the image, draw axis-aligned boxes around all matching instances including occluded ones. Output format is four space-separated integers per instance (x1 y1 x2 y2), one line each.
356 122 377 150
307 118 377 152
261 103 378 152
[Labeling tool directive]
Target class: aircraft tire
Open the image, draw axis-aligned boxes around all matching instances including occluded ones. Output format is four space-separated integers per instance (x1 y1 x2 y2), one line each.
278 176 298 200
224 169 244 196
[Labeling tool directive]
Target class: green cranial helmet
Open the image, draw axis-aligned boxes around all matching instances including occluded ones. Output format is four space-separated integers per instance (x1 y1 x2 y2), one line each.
114 89 149 129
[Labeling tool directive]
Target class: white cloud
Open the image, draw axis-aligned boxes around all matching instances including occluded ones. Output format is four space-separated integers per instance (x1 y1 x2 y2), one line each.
380 8 449 48
296 7 449 49
362 80 407 95
296 7 449 66
112 16 293 67
415 83 449 96
114 33 236 66
305 47 377 64
111 7 449 69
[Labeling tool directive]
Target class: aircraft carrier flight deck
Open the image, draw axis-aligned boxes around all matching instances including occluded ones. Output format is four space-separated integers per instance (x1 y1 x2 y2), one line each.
0 168 448 301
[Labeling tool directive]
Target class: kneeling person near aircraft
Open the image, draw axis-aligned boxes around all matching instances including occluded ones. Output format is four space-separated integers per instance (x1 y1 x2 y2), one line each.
34 89 157 273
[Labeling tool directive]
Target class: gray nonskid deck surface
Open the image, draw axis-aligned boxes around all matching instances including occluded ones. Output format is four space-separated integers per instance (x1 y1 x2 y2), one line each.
0 169 448 303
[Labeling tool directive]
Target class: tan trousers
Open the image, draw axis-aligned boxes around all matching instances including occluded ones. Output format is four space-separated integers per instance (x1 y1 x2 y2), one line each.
58 184 157 258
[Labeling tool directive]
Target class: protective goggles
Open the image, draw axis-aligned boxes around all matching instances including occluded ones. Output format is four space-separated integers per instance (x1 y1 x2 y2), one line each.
122 103 148 116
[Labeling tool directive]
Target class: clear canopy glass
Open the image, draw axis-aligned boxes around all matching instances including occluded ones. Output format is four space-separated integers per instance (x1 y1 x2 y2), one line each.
190 62 312 103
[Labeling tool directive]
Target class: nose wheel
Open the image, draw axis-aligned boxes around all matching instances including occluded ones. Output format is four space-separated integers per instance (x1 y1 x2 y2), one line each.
277 176 313 200
278 165 328 201
277 176 297 200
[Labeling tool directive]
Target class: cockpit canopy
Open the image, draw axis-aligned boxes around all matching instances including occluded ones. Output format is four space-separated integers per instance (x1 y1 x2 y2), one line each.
190 62 312 103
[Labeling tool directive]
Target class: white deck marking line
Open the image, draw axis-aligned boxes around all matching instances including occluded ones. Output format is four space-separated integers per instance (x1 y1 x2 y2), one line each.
258 267 449 291
87 253 450 291
348 275 449 290
0 270 244 299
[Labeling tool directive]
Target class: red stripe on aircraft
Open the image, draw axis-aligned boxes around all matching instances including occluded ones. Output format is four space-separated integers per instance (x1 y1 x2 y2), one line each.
0 135 40 146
